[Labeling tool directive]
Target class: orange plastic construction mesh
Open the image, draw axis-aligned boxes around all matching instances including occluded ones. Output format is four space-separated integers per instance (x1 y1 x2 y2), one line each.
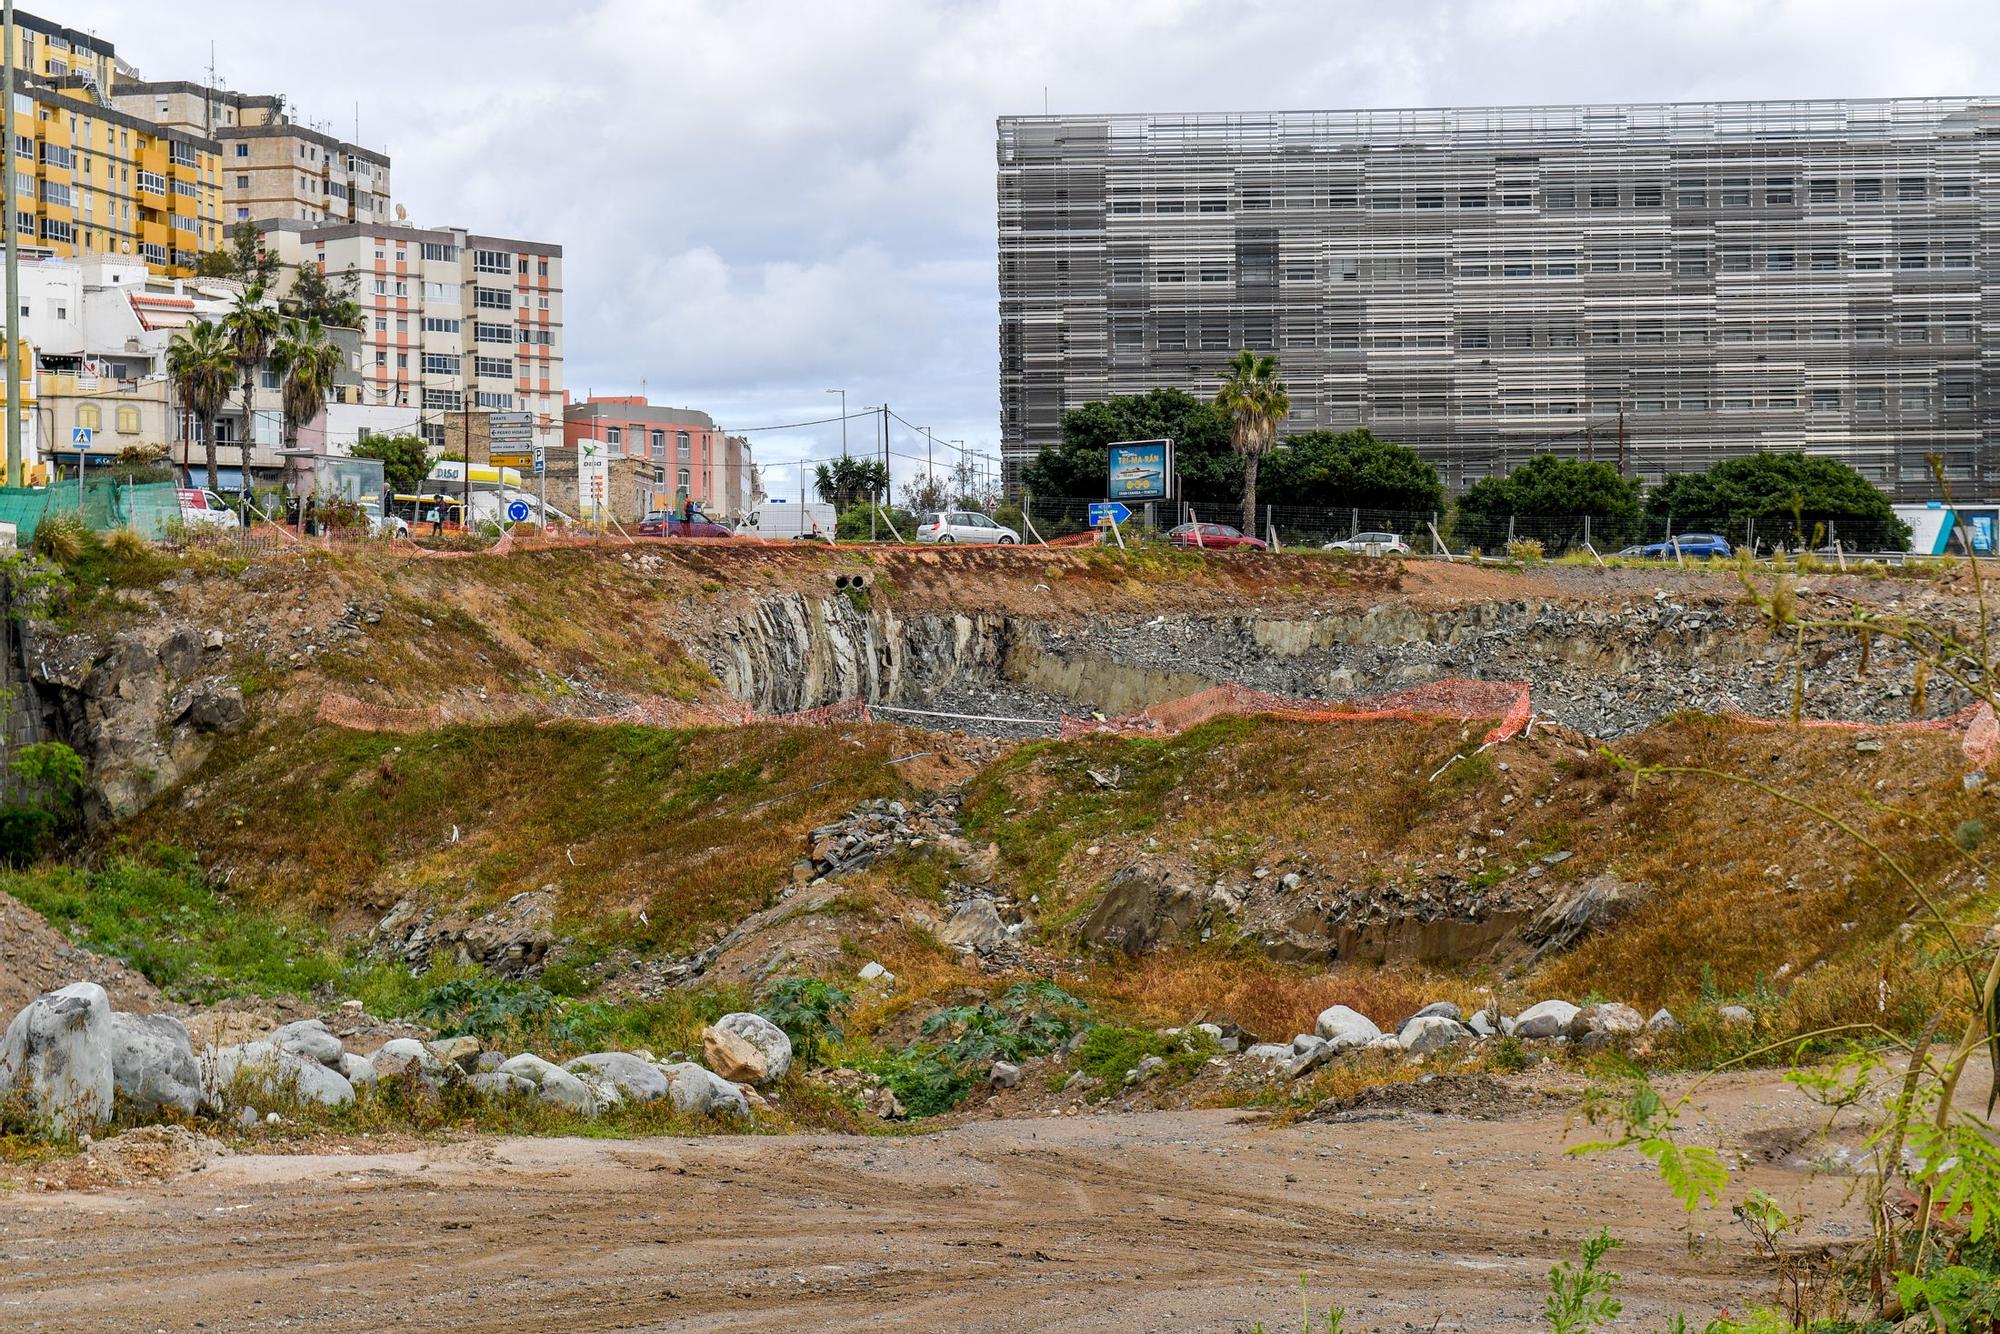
1058 678 1533 745
317 692 446 734
540 697 752 729
766 698 875 727
1724 701 2000 770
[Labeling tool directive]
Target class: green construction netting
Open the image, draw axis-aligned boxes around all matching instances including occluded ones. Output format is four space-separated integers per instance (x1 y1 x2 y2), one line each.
1 480 188 542
0 487 52 542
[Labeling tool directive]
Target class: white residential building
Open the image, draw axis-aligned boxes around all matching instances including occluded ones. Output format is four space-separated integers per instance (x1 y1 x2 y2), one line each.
264 220 565 454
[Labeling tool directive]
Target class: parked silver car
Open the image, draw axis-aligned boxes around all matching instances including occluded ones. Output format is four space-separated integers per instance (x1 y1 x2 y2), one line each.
1322 531 1411 554
915 510 1019 544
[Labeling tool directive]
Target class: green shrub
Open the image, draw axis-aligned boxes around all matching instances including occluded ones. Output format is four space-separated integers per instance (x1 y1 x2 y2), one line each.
757 976 852 1067
0 741 87 865
30 511 88 565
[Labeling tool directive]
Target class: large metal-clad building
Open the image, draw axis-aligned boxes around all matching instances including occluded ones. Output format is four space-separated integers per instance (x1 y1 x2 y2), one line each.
996 99 2000 499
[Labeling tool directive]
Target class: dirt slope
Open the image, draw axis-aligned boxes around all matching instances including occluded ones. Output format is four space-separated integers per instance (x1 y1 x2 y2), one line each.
0 889 163 1017
0 1068 1862 1332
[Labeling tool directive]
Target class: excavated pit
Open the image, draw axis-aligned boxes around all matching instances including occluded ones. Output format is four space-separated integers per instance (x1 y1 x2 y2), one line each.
702 589 1962 740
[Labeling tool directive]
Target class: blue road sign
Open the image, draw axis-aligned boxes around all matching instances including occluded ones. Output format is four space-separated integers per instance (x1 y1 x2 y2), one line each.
506 500 531 523
1089 501 1132 528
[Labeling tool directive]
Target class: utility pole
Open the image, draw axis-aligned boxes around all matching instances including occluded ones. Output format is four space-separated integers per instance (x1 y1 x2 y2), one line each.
923 425 934 489
3 0 19 489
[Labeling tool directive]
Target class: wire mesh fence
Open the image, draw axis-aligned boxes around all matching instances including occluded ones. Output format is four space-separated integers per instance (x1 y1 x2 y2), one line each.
1018 495 1915 558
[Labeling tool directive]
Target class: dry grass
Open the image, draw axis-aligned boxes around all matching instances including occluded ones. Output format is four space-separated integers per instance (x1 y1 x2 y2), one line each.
120 718 930 953
1075 950 1485 1043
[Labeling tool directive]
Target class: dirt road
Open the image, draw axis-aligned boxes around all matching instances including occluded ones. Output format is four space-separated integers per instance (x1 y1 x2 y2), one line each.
0 1071 1859 1332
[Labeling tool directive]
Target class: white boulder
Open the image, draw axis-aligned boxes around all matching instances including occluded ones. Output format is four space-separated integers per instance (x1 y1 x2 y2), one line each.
107 1011 201 1116
497 1053 597 1113
270 1019 346 1070
0 982 115 1136
339 1052 378 1090
207 1041 355 1108
564 1052 669 1103
1396 1015 1473 1056
1313 1005 1382 1050
1512 1000 1581 1040
714 1013 793 1083
660 1061 752 1121
371 1038 447 1080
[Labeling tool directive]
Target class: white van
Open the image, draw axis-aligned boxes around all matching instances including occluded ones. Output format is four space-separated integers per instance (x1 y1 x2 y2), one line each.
740 499 835 541
175 488 242 530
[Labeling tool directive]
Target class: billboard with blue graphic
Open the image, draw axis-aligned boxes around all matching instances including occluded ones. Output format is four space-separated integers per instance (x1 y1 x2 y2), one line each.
1106 439 1172 502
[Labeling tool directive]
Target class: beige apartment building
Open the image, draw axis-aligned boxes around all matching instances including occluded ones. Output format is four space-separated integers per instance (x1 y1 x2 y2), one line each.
264 220 564 451
109 80 391 228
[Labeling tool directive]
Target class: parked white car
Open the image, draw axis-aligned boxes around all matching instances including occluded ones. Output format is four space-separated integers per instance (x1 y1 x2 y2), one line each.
175 488 242 531
915 510 1019 544
1322 530 1410 555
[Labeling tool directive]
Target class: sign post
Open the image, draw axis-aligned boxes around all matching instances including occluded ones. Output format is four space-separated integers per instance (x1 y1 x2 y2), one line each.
531 441 547 524
577 438 609 532
1088 500 1131 550
72 425 91 508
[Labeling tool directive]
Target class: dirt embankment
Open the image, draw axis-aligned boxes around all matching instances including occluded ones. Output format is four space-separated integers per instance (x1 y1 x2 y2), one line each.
0 890 162 1017
0 1068 1866 1332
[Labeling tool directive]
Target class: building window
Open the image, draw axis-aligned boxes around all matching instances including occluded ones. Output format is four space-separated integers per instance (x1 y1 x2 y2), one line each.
472 249 511 273
1720 177 1750 206
677 468 691 494
420 353 460 375
76 404 100 431
606 426 622 446
116 406 139 434
1457 190 1486 208
1676 248 1706 274
1544 186 1575 209
1811 389 1840 412
1766 249 1794 272
1899 246 1927 271
473 288 511 309
420 388 462 411
1809 250 1838 271
422 317 460 334
1461 328 1490 349
1676 179 1705 207
649 429 665 459
475 322 513 344
1898 177 1926 201
1547 252 1576 276
1808 178 1837 203
474 356 511 378
1853 178 1881 202
421 242 458 262
1856 387 1885 411
1765 178 1793 205
677 431 691 462
1633 184 1662 208
1941 177 1973 200
475 391 513 409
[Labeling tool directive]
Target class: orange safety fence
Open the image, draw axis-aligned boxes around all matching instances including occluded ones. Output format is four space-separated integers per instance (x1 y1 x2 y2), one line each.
1724 700 2000 770
316 692 447 734
1057 678 1534 745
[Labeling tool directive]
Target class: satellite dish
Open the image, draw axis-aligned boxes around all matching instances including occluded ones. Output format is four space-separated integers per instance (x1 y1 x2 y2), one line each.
395 203 407 221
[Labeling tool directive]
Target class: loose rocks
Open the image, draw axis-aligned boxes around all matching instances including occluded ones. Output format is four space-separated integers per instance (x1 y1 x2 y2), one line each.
271 1020 346 1070
207 1042 355 1108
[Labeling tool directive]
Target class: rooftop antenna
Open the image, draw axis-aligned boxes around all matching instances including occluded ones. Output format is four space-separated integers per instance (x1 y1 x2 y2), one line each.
1043 86 1048 115
206 40 215 137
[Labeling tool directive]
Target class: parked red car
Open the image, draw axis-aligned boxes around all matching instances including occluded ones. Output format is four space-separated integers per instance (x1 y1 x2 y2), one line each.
637 509 734 538
1164 522 1267 551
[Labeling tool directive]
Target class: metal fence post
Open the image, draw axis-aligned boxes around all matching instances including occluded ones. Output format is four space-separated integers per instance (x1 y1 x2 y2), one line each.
1584 514 1591 549
1350 506 1359 539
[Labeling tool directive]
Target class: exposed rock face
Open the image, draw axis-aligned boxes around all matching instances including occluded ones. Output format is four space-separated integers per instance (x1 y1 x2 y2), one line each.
28 621 243 822
1524 875 1649 959
373 889 555 977
1076 861 1215 955
0 981 115 1135
107 1012 201 1116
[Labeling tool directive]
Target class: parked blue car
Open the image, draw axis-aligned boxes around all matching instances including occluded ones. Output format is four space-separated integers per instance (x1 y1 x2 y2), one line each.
1616 532 1734 560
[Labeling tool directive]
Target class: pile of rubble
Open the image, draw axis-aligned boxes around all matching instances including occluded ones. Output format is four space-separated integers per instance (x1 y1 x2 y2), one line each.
372 888 557 977
0 980 793 1139
791 796 973 882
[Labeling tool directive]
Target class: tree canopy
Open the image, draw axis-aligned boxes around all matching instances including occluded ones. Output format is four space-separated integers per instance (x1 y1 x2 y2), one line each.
1259 429 1445 514
813 455 889 510
1644 452 1909 550
1457 454 1645 547
351 434 432 495
1021 388 1241 505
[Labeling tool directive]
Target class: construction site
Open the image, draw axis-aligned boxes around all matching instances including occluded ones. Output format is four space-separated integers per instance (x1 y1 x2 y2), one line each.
0 535 1994 1331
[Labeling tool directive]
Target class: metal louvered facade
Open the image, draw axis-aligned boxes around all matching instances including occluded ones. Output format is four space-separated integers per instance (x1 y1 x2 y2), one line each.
996 99 2000 499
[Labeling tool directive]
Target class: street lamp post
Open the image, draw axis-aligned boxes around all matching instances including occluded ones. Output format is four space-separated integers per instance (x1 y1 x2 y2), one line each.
825 388 846 459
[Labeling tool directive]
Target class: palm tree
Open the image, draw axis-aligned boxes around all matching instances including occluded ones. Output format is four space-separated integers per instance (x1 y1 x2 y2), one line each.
221 283 281 501
271 317 345 454
1213 349 1291 534
165 321 235 492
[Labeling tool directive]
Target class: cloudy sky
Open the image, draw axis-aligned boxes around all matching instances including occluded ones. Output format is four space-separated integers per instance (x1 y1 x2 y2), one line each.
66 0 2000 497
